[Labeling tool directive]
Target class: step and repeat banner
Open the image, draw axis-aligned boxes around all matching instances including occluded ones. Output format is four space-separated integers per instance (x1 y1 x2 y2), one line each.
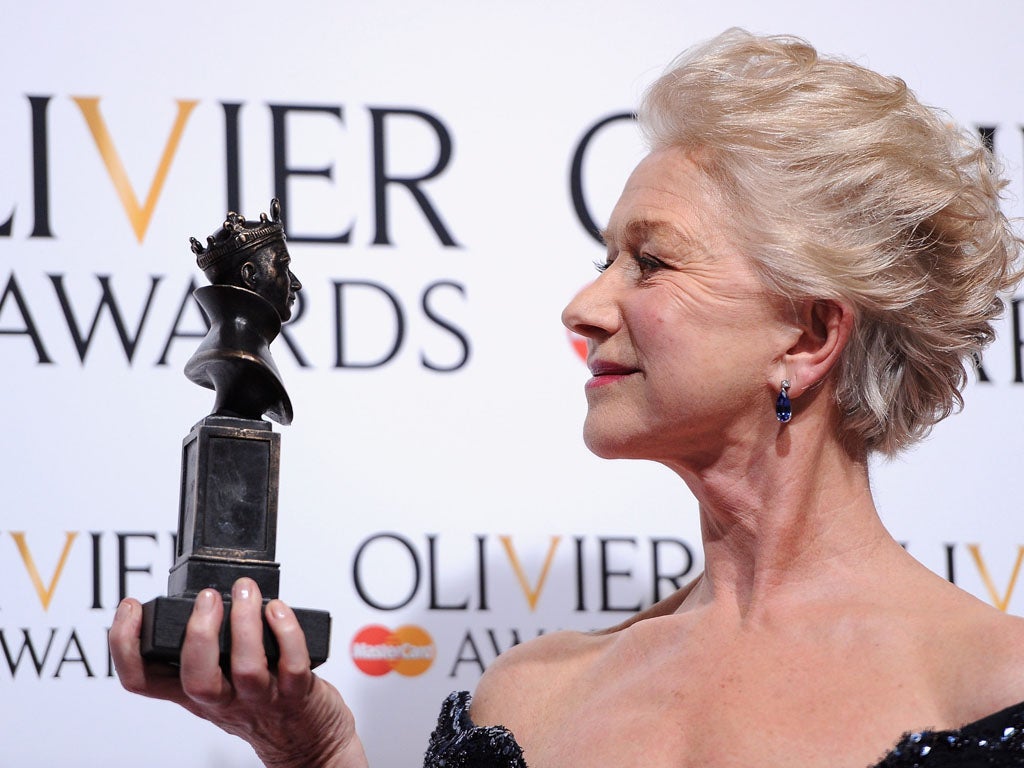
3 1 1024 766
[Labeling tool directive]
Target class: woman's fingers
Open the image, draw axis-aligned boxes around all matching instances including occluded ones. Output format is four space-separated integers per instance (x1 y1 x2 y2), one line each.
179 589 232 706
109 598 194 705
111 580 366 766
266 599 314 700
109 598 146 692
229 578 273 702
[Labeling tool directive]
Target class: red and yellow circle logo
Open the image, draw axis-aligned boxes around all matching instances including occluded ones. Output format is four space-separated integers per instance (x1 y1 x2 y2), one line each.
350 624 436 677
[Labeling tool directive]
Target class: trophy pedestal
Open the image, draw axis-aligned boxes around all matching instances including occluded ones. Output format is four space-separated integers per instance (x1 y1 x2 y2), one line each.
141 596 330 668
140 415 330 669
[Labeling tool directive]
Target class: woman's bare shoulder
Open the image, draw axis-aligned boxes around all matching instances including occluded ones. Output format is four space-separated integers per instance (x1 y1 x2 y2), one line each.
952 601 1024 711
469 628 604 727
470 579 701 728
915 578 1024 721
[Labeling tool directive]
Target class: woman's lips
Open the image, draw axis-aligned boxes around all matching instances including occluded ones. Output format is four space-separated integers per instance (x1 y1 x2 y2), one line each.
586 361 638 389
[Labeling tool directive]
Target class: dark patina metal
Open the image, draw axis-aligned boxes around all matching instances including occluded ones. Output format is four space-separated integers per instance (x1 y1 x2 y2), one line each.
140 199 330 669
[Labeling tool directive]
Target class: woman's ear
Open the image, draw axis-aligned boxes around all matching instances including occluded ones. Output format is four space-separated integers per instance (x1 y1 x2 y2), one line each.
784 299 854 396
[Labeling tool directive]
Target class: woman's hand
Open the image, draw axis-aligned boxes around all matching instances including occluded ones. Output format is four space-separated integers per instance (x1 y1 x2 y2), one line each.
109 578 369 768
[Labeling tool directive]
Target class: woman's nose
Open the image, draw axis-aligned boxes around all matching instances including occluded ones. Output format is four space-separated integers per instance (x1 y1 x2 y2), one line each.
561 271 618 340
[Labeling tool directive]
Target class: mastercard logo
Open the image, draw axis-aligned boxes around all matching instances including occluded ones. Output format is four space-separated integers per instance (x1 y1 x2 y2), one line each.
350 624 436 677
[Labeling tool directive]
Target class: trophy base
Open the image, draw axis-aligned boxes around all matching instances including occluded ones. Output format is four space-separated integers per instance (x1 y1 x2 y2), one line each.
140 595 331 669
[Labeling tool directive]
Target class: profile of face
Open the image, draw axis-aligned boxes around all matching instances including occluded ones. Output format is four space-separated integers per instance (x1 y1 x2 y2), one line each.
240 243 302 322
561 147 797 465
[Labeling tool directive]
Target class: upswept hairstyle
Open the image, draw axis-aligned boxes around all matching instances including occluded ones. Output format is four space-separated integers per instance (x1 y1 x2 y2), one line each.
640 29 1022 455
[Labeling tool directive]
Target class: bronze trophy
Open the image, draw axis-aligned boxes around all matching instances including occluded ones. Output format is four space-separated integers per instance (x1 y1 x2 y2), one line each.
140 199 330 668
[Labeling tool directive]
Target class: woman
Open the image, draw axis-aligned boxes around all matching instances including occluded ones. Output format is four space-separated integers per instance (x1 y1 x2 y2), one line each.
110 30 1024 768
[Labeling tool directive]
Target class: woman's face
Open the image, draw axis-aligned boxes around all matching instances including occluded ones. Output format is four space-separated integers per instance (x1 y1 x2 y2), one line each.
561 148 797 467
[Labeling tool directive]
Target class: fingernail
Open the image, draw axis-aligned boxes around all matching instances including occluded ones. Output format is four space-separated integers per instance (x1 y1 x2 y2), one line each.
115 599 131 619
270 600 288 620
233 579 251 601
197 589 216 613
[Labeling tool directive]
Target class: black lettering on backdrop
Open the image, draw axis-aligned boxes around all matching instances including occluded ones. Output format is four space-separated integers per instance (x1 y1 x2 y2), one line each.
599 536 642 612
222 102 243 214
3 96 468 246
1012 298 1024 383
156 276 207 366
650 537 694 604
94 529 176 610
333 280 404 368
3 272 470 369
117 532 157 602
90 532 102 610
574 536 586 611
270 103 353 244
369 108 459 247
449 630 485 676
54 630 94 678
421 280 470 372
352 533 421 611
0 628 114 680
2 96 55 239
569 111 635 244
29 95 53 238
0 629 56 677
476 535 489 611
428 534 469 610
0 272 53 363
49 274 160 364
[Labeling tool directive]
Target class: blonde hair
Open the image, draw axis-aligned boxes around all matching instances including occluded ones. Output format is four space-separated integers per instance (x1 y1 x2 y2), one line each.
640 29 1022 455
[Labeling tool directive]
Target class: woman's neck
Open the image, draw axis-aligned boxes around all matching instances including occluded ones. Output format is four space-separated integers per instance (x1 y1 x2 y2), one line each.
667 425 896 620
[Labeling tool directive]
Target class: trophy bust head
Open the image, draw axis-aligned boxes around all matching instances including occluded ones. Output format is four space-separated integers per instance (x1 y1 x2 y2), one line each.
190 198 302 322
185 199 298 425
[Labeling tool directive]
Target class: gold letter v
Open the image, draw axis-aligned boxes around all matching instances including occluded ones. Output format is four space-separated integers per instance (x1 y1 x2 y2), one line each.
500 535 561 611
11 532 79 611
967 543 1024 612
73 97 198 243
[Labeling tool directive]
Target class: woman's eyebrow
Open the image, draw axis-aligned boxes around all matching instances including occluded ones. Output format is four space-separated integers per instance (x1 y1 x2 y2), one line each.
606 218 701 254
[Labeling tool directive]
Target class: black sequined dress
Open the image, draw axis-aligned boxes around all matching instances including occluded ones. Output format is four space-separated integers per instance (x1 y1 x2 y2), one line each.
423 691 1024 768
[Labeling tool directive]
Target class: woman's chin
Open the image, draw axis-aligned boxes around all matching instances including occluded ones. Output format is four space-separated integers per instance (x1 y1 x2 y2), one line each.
583 428 644 461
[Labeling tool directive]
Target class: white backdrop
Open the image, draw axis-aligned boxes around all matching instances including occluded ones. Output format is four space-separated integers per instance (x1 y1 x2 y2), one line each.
3 2 1024 766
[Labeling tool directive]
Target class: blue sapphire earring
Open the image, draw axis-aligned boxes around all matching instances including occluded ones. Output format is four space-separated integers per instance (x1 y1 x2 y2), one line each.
775 379 792 423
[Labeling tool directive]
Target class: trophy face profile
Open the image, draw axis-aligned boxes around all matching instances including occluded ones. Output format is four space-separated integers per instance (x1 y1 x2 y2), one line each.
140 199 329 669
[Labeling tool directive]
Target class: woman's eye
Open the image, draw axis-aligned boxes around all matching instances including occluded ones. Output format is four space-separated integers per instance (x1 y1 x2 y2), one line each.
636 254 664 273
592 253 663 276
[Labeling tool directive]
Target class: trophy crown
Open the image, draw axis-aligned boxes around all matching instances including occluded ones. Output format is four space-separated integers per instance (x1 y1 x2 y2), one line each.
190 199 285 272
